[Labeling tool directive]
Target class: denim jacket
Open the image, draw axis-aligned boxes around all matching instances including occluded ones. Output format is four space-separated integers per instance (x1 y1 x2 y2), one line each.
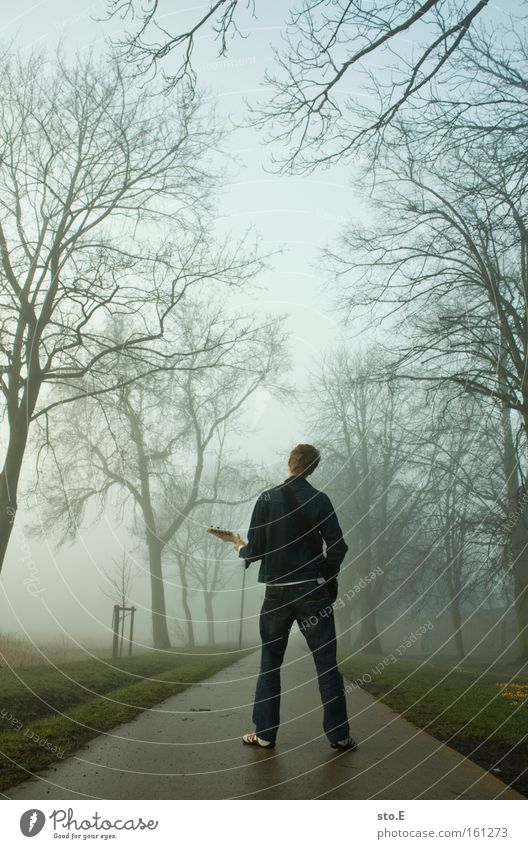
238 476 348 584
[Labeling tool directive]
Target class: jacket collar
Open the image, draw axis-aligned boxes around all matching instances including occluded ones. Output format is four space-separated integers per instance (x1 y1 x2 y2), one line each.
282 475 311 486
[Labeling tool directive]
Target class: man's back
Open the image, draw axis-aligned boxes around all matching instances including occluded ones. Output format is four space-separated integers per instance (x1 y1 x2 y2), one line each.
239 475 348 585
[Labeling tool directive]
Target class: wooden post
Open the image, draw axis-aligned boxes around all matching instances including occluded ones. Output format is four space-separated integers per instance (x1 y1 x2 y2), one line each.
112 605 120 658
128 606 136 656
119 605 126 656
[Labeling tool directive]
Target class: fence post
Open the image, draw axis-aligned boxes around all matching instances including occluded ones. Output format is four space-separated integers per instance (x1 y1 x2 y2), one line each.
112 605 120 657
129 606 136 656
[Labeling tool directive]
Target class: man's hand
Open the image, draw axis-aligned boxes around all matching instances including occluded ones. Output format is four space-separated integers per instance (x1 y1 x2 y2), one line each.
232 533 247 552
326 578 338 603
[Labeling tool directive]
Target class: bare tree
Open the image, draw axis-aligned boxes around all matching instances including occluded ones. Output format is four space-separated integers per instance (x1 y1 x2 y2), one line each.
100 552 141 609
315 347 509 657
423 403 505 658
105 0 253 88
324 122 528 657
185 502 248 644
33 305 288 648
169 521 199 647
165 501 244 646
310 345 433 651
0 45 263 575
421 21 528 178
104 0 496 170
325 135 528 436
100 552 141 654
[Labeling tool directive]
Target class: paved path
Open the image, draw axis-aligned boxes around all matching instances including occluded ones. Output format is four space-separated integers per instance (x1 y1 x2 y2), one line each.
3 639 524 800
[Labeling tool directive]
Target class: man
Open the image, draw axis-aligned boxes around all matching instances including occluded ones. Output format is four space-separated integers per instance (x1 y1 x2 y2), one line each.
232 443 357 751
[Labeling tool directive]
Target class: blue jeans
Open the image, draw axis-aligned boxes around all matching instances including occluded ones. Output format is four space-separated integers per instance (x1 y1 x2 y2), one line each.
252 582 350 745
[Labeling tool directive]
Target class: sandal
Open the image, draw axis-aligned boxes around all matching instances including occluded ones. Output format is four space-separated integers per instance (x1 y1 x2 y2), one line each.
330 736 358 751
242 731 275 748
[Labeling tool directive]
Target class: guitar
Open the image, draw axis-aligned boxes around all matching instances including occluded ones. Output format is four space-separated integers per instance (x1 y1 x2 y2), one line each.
207 526 246 545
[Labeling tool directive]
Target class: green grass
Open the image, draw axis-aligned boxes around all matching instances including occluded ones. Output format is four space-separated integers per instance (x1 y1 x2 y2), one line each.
0 647 247 791
339 652 528 797
0 647 237 732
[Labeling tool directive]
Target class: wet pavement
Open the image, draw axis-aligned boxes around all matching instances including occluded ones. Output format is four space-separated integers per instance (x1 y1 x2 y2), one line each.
2 639 524 800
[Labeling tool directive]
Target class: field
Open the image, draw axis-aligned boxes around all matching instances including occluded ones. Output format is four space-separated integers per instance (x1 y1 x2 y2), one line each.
340 652 528 798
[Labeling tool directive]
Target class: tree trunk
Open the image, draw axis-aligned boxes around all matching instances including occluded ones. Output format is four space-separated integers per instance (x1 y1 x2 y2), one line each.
0 409 32 575
204 592 215 645
131 429 172 649
335 602 354 649
0 480 17 576
178 557 195 647
446 559 465 659
512 555 528 662
147 533 171 649
353 585 382 653
502 404 528 661
450 600 466 659
352 497 382 652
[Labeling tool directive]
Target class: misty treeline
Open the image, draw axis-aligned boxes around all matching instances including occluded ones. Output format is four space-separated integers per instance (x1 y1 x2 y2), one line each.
300 6 527 659
107 0 528 660
313 3 527 664
307 349 523 659
0 45 288 647
2 2 528 659
35 311 287 649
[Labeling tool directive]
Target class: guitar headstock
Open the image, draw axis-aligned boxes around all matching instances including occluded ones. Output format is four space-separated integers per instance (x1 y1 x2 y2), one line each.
207 526 237 543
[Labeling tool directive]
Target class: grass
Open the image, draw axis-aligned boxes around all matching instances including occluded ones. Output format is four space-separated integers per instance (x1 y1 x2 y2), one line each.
0 647 231 731
0 632 111 667
0 646 247 792
339 652 528 798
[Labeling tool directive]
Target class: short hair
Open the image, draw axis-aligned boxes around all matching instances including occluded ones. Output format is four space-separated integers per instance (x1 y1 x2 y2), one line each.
288 443 320 477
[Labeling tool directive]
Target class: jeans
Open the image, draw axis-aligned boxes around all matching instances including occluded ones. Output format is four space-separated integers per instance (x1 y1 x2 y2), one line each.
252 581 350 745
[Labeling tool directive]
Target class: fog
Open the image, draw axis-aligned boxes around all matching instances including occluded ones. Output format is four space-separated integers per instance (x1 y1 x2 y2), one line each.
0 0 364 658
1 0 527 676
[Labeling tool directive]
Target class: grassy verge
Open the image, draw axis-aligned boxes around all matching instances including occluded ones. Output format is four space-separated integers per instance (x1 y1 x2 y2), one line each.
339 652 528 798
0 647 247 792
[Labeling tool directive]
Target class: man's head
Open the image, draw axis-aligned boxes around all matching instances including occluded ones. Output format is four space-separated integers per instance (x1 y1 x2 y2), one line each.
287 443 320 478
